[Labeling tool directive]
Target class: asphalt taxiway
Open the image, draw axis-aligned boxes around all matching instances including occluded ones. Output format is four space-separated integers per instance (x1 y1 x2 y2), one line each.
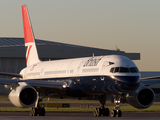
0 102 160 119
0 112 159 120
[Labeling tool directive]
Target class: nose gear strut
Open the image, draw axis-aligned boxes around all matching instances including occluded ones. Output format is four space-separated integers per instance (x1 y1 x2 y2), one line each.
110 93 123 117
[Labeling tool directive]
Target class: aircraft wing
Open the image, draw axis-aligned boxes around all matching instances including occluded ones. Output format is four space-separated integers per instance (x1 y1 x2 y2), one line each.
140 76 160 94
0 72 68 90
141 76 160 86
0 78 67 90
141 76 160 80
141 79 160 86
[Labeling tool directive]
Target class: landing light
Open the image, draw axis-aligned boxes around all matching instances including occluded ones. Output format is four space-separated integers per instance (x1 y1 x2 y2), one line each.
111 76 115 79
62 85 67 88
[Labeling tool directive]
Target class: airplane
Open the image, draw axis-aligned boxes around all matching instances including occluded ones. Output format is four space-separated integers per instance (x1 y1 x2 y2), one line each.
0 4 159 117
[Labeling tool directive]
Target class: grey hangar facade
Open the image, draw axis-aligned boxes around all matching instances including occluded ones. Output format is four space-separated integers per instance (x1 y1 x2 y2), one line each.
0 37 140 77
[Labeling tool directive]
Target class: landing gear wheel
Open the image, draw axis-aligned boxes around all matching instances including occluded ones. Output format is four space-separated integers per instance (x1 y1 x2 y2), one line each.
30 107 45 116
110 110 116 117
116 110 122 117
97 108 101 116
93 108 98 116
37 107 46 116
41 107 45 116
111 93 123 117
94 108 109 117
103 108 109 116
93 108 101 116
30 107 37 116
30 108 33 116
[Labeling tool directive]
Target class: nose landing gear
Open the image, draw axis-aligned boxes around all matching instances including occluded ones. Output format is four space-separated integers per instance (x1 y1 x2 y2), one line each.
110 93 123 117
93 94 123 117
110 109 122 117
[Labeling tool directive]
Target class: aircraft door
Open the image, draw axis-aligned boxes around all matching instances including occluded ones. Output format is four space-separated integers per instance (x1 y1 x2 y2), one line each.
100 61 109 80
76 60 85 80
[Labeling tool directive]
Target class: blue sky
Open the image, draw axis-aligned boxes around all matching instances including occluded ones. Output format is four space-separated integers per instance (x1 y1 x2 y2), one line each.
0 0 160 71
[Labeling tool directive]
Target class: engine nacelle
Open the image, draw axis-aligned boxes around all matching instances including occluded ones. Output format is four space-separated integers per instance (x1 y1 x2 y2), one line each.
126 83 155 109
9 85 37 108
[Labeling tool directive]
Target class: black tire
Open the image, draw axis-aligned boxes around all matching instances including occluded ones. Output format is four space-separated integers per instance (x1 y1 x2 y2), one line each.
30 108 33 116
93 108 98 117
103 108 109 116
41 107 45 116
32 108 37 116
110 110 116 117
97 108 101 117
116 110 122 117
93 108 101 117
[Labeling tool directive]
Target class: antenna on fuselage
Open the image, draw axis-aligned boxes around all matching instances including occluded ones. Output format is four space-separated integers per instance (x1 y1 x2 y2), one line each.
115 46 120 51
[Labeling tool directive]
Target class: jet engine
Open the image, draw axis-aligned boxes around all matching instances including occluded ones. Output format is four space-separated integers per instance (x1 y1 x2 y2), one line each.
126 84 155 109
8 85 37 108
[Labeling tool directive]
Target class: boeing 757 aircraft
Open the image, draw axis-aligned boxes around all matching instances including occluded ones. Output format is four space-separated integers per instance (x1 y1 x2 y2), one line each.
0 5 159 117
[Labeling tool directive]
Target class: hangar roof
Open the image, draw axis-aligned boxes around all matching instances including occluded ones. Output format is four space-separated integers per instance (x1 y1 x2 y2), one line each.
0 37 140 60
0 37 84 48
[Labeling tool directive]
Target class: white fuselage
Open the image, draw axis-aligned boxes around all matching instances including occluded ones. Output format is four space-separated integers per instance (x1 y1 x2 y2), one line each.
20 55 140 80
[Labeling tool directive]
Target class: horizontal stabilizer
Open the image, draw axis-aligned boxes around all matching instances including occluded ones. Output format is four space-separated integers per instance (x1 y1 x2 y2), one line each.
0 72 22 78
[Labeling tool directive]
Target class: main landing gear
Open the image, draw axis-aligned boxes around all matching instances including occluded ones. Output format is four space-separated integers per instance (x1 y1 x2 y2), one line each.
93 94 109 117
93 94 123 117
30 106 45 116
30 94 46 116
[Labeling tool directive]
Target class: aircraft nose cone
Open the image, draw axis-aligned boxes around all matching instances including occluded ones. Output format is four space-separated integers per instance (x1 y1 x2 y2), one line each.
110 76 140 93
113 76 140 84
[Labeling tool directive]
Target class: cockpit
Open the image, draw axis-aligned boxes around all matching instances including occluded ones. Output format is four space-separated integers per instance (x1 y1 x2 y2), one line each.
110 67 139 73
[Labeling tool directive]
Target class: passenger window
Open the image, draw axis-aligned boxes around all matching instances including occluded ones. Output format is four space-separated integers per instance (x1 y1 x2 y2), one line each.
119 67 129 73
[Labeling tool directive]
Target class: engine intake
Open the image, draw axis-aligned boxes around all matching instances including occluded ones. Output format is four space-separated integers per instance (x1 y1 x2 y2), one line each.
126 84 155 109
9 85 37 108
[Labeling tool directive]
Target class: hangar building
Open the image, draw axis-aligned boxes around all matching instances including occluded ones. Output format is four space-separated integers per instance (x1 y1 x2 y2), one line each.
0 37 140 94
0 37 140 77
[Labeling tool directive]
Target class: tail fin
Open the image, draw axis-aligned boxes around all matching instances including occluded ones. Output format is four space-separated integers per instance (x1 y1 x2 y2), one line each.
22 5 41 67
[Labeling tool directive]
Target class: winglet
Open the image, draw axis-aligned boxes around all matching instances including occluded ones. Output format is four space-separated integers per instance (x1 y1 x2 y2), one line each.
22 5 41 66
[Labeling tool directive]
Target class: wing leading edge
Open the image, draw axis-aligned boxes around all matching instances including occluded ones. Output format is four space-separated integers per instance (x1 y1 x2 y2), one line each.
141 76 160 86
141 76 160 80
0 78 67 90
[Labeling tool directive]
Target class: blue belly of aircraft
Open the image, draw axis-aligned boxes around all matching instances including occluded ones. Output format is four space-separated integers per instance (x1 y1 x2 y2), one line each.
69 76 140 95
29 75 140 97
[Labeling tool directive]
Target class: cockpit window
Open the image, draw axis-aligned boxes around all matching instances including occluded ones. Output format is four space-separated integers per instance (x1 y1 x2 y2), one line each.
110 68 115 73
114 67 119 73
130 67 139 73
110 67 139 73
119 67 129 73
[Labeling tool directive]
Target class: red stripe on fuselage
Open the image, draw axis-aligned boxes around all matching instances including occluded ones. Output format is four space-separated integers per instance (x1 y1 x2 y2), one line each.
26 45 32 63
